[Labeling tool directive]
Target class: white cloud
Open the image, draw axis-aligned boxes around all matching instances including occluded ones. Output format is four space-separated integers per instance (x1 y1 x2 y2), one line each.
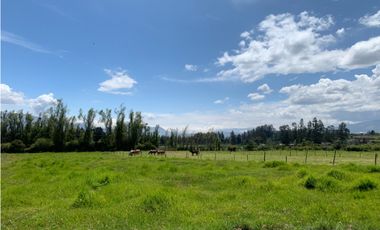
0 83 58 114
359 10 380 28
185 64 198 71
257 83 273 94
98 68 137 95
29 93 58 114
1 31 51 53
146 66 380 131
217 12 380 82
336 28 345 36
214 97 229 104
248 93 265 101
0 84 25 105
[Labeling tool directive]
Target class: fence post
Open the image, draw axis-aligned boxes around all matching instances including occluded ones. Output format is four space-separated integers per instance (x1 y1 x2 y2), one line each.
263 151 266 162
215 152 217 161
333 150 337 166
247 153 249 161
285 155 288 163
375 153 378 166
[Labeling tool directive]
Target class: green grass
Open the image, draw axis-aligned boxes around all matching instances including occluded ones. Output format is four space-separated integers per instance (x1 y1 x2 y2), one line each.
1 151 380 229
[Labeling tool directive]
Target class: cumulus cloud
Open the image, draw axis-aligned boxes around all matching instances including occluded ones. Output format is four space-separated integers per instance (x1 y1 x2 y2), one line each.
359 10 380 28
217 11 380 82
336 28 345 36
0 83 25 105
98 68 137 95
146 66 380 131
185 64 198 71
257 83 273 94
214 97 229 104
29 93 58 114
0 83 58 114
248 93 265 101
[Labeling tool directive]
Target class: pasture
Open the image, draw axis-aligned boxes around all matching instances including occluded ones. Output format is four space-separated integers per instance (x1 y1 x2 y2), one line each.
1 151 380 229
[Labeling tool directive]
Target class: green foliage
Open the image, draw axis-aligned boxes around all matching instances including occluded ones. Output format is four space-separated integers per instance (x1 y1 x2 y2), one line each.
28 138 54 152
297 169 308 178
263 160 286 168
71 190 96 208
6 139 26 153
304 176 317 189
327 170 346 180
354 179 377 191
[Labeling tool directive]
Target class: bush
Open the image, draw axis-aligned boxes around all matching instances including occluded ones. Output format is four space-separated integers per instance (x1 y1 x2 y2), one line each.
368 166 380 173
304 176 317 189
4 139 26 153
136 142 156 151
65 140 80 151
1 142 12 153
354 179 377 191
28 138 53 152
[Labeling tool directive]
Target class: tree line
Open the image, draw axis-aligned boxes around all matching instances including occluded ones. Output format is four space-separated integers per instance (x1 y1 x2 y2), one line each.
1 100 351 153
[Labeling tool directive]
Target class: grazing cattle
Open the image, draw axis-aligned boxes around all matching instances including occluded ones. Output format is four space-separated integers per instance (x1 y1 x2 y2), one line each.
129 149 141 156
228 146 237 153
189 149 200 156
157 149 166 155
148 149 158 155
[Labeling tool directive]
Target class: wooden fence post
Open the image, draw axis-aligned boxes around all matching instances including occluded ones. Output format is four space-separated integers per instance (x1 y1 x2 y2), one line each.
214 152 217 161
263 151 266 162
285 155 288 163
375 153 378 166
333 150 337 166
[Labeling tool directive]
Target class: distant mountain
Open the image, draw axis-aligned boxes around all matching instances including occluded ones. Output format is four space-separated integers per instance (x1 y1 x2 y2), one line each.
347 120 380 133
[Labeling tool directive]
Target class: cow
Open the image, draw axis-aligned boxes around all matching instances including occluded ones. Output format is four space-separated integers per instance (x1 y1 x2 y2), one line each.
189 148 200 156
129 149 141 156
157 149 166 155
148 149 158 155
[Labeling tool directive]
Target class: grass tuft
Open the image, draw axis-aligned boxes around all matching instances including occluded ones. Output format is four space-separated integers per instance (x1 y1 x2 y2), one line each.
327 170 346 181
141 192 172 213
263 161 286 168
304 176 317 189
354 179 377 191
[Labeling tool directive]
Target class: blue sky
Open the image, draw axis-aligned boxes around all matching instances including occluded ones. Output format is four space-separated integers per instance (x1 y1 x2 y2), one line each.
1 0 380 131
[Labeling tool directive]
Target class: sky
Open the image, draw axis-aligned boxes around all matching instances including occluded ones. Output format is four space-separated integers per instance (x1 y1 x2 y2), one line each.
1 0 380 131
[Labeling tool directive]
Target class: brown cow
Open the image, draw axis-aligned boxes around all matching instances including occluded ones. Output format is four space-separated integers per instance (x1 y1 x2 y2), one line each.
148 149 158 155
157 149 166 155
129 149 141 156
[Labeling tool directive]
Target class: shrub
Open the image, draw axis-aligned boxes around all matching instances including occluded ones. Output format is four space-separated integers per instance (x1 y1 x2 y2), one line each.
327 170 346 180
354 179 377 191
304 176 317 189
65 140 80 151
263 161 285 168
7 139 26 153
28 138 53 152
1 143 12 153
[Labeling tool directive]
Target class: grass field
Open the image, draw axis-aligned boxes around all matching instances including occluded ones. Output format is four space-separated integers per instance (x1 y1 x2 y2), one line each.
1 151 380 229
